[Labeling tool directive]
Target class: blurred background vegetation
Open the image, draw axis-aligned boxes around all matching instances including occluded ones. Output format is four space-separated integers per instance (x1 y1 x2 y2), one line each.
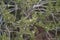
0 0 60 40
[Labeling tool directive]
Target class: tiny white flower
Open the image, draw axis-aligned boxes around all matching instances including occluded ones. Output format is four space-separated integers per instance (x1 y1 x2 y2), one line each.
32 31 35 33
30 19 32 22
20 35 22 37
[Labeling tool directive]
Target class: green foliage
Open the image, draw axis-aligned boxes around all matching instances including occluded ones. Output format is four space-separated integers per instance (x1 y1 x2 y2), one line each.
0 0 60 40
